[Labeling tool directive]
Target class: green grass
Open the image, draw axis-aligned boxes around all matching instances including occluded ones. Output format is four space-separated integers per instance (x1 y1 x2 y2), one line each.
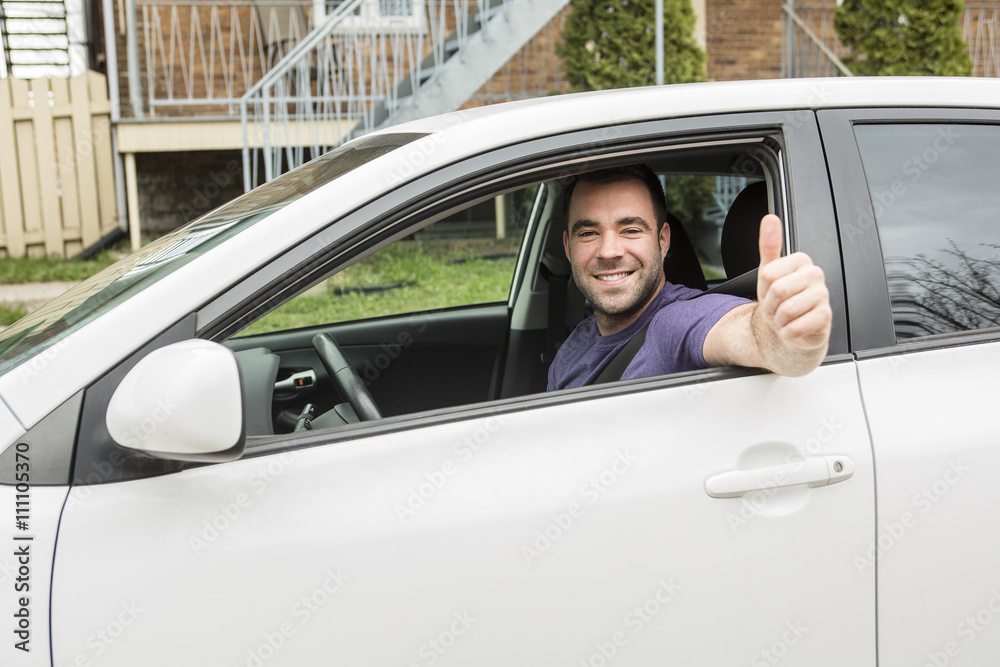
0 303 27 327
240 238 521 336
0 250 120 284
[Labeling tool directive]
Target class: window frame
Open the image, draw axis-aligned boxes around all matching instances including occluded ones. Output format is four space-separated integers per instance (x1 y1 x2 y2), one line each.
67 110 842 484
818 107 1000 355
330 0 426 33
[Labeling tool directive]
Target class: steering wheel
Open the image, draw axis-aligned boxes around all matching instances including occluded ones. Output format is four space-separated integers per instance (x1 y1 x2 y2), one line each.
311 333 382 421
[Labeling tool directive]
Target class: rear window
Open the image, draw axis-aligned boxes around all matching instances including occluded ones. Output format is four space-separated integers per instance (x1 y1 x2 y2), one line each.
855 123 1000 340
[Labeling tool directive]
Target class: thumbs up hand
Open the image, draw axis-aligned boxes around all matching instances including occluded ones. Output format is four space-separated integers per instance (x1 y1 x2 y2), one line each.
755 214 832 357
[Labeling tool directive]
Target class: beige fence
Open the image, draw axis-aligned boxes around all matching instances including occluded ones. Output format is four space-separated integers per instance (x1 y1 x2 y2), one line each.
0 72 118 258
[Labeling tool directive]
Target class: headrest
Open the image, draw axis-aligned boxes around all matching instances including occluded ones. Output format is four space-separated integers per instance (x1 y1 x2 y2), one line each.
663 212 707 292
721 181 769 278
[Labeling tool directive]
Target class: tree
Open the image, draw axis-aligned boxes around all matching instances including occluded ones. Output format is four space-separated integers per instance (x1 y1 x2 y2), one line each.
558 0 706 92
834 0 973 76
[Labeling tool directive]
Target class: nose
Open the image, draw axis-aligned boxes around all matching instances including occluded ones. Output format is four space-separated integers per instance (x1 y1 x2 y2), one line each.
596 232 624 260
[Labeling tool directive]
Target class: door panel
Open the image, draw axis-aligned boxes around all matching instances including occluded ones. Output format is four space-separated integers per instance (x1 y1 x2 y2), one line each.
51 363 874 665
229 304 510 420
857 341 1000 666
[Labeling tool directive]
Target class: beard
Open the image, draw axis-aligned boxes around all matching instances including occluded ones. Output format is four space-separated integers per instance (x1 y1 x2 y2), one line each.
572 259 665 332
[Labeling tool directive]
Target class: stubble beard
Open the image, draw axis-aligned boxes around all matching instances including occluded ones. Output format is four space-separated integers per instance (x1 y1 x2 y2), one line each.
573 260 665 334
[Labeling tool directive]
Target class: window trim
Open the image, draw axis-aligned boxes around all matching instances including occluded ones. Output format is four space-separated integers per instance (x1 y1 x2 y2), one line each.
818 108 1000 352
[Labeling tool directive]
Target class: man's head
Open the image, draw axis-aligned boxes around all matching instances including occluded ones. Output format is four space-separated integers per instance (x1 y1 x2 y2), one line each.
562 165 671 335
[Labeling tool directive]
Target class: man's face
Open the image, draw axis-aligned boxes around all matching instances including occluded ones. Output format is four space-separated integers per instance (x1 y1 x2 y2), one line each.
563 178 670 334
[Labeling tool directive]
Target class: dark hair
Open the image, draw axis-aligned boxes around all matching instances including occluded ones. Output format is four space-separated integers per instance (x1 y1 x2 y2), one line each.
563 164 667 231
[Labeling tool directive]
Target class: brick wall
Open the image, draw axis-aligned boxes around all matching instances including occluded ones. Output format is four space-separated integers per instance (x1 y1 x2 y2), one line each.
705 0 785 81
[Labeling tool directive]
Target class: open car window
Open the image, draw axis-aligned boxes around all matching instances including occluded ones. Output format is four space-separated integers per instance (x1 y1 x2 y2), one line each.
224 137 782 442
239 186 538 337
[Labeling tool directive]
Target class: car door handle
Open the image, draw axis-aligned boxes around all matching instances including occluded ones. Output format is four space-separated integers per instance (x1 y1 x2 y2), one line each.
705 455 855 498
275 369 317 392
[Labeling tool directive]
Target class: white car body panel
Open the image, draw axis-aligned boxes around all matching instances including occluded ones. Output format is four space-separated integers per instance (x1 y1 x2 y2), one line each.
52 364 875 665
857 341 1000 665
0 397 24 454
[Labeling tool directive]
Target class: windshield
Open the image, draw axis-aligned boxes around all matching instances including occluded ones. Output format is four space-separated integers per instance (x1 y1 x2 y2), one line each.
0 132 424 376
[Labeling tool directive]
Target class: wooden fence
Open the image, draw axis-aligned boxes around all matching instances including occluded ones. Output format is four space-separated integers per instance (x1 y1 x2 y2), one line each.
0 72 118 258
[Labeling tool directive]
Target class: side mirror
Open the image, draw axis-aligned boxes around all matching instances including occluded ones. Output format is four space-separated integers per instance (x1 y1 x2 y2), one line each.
106 339 245 462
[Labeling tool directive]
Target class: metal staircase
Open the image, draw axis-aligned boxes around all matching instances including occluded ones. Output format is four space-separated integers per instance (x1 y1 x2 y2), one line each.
0 0 76 77
240 0 571 190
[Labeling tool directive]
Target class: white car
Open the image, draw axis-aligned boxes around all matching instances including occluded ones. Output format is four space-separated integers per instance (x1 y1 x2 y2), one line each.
2 77 1000 666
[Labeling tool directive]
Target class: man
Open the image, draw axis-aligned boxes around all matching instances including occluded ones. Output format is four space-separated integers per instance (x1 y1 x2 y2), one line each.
547 165 832 391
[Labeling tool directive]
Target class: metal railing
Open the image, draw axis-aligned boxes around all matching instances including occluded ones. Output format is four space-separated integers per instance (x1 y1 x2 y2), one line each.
239 0 527 190
782 4 852 78
137 0 315 116
966 4 1000 77
137 0 538 116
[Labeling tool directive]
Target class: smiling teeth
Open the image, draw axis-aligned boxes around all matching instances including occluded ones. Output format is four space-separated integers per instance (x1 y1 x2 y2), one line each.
597 272 631 281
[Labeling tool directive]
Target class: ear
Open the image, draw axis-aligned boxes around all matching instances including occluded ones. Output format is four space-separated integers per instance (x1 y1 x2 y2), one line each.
563 230 571 260
659 221 671 261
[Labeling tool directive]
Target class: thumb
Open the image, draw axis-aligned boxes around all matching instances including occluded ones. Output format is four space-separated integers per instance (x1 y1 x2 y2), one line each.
758 214 783 268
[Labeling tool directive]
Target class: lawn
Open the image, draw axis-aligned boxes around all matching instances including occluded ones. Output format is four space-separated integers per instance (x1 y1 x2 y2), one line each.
240 237 521 336
0 250 119 284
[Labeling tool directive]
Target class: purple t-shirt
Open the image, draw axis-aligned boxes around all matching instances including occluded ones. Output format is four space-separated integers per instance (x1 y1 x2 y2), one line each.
547 282 751 391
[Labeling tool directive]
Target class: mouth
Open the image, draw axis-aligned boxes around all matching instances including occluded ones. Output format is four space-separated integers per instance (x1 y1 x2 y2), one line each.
594 271 635 283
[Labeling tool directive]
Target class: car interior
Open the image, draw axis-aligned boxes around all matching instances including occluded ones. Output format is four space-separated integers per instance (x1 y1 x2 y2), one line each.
225 140 780 442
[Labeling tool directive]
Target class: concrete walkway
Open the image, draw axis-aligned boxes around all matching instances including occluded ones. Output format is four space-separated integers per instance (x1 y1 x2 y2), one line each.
0 282 79 313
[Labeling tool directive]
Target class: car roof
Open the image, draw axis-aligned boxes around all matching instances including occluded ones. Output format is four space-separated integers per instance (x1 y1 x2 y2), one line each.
378 76 1000 148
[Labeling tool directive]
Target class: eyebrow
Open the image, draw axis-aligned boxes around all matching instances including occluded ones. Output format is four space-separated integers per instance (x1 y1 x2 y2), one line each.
569 216 652 235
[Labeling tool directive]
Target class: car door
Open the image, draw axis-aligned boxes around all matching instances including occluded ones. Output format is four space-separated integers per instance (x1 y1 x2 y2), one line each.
49 110 876 665
820 108 1000 666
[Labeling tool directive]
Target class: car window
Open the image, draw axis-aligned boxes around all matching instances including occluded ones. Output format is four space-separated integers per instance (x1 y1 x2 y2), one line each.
239 186 538 336
217 136 785 447
854 124 1000 340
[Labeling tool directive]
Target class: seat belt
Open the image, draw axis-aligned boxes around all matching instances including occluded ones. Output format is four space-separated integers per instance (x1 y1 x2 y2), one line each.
592 322 651 384
697 268 757 300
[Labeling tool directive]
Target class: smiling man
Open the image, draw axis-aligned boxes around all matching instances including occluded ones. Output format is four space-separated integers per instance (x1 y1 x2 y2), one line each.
547 165 832 391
